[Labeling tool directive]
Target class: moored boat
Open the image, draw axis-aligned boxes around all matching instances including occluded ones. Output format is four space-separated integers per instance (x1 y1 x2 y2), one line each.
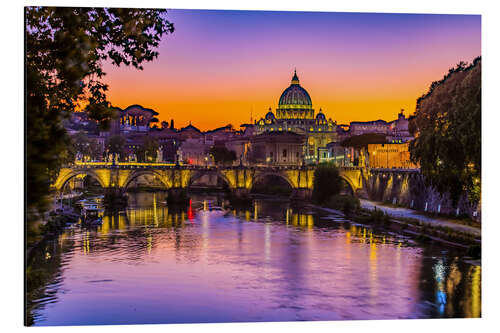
80 201 104 225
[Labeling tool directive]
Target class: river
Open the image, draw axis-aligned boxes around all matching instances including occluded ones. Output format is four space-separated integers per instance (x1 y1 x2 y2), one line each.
26 192 481 326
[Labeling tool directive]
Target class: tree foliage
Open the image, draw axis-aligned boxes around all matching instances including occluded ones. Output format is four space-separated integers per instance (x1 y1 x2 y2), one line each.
408 57 481 205
71 132 102 161
312 163 343 204
26 7 174 221
340 133 387 149
106 135 126 158
135 135 160 162
209 146 237 165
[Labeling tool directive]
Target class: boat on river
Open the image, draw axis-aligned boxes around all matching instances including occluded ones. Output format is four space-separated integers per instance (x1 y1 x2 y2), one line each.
197 206 228 217
80 201 104 225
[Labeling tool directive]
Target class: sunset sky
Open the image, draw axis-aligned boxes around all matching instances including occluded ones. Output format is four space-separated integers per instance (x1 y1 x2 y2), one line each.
102 10 480 131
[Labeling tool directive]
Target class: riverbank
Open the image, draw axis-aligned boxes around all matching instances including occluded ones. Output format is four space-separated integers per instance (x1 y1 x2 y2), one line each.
313 197 481 257
360 199 481 237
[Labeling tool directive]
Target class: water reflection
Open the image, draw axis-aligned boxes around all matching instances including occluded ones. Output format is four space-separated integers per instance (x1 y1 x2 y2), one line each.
26 192 481 326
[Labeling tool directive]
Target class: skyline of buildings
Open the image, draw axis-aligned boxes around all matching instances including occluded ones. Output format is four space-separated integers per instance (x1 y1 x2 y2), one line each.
100 10 480 130
67 69 416 169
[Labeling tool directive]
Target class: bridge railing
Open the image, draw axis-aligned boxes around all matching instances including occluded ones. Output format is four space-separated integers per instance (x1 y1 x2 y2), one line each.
369 168 420 173
65 162 407 173
63 162 321 171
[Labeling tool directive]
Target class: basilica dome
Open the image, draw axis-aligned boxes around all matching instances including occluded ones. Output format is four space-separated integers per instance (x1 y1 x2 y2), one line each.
316 110 326 121
278 71 312 107
265 110 275 120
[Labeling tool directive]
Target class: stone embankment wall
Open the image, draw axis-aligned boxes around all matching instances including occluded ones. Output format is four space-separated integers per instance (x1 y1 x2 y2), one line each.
362 169 481 221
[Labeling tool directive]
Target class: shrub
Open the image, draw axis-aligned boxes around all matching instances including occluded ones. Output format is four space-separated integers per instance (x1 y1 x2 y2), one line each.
369 208 391 224
325 195 360 216
466 244 481 259
312 163 343 204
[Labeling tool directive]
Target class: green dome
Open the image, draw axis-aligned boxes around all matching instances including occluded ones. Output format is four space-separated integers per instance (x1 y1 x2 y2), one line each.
278 71 312 107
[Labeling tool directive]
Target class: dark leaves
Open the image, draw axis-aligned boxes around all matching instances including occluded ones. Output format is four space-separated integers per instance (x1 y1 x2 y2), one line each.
26 6 174 221
408 58 481 205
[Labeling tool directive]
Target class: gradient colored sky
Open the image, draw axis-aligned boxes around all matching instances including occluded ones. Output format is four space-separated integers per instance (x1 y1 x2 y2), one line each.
102 10 480 130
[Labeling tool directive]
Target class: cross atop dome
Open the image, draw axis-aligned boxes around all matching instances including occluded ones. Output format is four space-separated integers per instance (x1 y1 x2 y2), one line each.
291 68 300 85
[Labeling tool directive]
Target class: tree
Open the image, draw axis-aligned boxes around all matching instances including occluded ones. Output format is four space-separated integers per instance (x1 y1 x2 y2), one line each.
340 133 387 149
71 131 102 161
408 57 481 205
135 135 160 162
312 163 343 204
26 7 174 222
209 146 237 165
106 135 126 159
170 119 175 129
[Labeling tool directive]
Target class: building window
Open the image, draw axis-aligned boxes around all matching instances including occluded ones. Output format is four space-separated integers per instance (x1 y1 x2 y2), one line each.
283 149 287 158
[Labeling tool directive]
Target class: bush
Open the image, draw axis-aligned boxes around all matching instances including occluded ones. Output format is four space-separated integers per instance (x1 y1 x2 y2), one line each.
325 195 360 216
312 163 343 204
466 244 481 259
369 208 391 224
209 146 237 165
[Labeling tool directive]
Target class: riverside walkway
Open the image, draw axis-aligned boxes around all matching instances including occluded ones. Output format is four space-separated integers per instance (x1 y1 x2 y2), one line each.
360 199 481 237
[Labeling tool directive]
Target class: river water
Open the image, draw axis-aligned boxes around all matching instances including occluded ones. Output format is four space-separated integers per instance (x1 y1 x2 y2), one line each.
26 192 481 326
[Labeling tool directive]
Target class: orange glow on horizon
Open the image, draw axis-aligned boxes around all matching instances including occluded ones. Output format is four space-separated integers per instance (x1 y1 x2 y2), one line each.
103 66 455 130
99 10 480 131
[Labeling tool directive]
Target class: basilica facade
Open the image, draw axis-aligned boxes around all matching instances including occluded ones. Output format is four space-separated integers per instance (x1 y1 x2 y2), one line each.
254 70 337 163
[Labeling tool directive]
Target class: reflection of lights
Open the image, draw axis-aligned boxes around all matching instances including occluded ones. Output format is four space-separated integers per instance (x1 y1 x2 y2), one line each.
200 210 210 257
433 259 445 282
147 234 152 254
153 193 158 226
187 199 194 220
471 265 481 317
368 232 378 303
369 239 377 261
433 259 447 315
83 231 90 255
264 223 271 262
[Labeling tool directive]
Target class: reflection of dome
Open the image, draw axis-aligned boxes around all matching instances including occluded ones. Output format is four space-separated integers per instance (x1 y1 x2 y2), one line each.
278 70 312 107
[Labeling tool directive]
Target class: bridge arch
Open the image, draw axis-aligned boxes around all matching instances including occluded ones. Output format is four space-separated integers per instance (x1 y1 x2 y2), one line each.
339 176 355 196
187 169 232 189
122 170 171 190
251 171 295 191
54 169 107 191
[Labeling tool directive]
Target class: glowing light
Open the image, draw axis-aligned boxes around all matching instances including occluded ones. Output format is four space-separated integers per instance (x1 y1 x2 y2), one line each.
188 199 194 220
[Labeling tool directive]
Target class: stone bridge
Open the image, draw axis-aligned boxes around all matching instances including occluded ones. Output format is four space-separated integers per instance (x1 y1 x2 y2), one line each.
52 162 367 199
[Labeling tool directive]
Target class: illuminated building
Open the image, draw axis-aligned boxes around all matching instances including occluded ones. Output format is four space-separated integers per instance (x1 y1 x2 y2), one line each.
254 70 337 163
246 131 305 166
367 143 418 169
178 138 213 165
115 104 159 133
348 110 413 143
